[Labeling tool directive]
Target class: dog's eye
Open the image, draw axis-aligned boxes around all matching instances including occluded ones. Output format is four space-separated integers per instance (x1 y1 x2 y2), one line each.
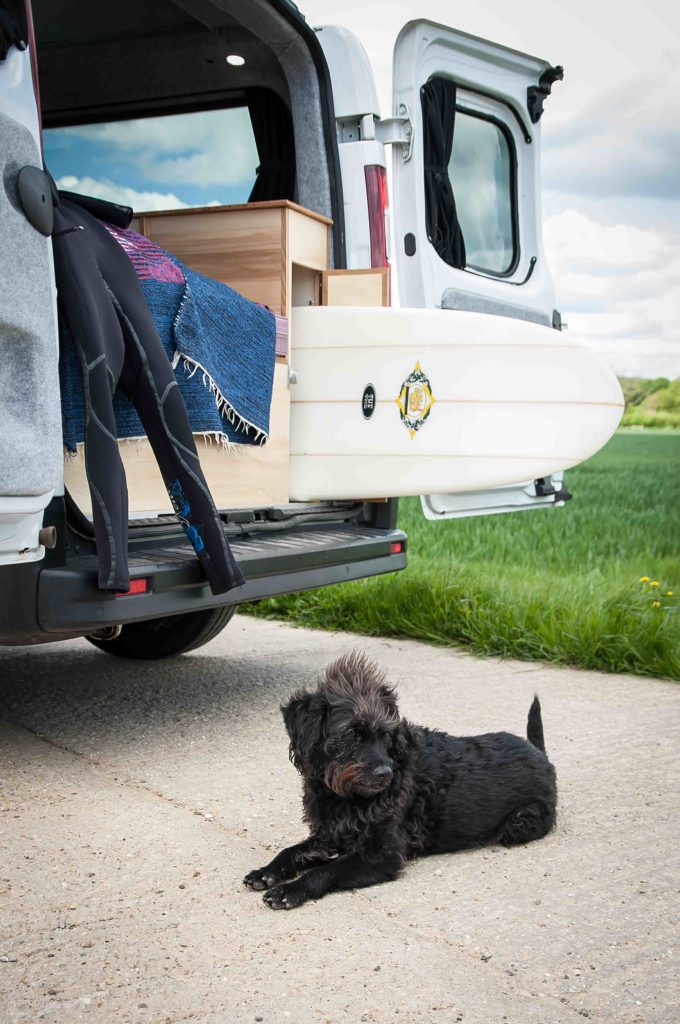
333 731 356 753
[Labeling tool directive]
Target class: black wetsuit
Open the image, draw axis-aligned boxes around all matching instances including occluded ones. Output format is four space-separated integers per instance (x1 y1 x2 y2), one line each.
52 195 244 596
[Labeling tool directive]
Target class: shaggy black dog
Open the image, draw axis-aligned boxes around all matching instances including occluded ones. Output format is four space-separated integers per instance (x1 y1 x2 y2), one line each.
244 652 557 909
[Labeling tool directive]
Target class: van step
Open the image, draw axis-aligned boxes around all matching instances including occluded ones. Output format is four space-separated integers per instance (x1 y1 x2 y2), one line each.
69 524 393 579
39 522 407 634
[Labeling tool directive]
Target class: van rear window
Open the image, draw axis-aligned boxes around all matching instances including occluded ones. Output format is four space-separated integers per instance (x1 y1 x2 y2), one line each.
43 107 259 212
449 110 516 275
421 76 518 278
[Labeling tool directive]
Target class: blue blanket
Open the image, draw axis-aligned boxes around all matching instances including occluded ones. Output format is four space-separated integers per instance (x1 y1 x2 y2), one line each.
59 225 276 452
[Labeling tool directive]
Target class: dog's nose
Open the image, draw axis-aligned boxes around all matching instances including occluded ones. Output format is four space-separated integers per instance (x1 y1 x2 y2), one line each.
373 764 393 779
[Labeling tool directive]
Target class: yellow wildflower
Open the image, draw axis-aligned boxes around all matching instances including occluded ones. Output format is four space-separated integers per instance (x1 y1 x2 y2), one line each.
639 576 650 582
652 600 661 608
650 581 659 588
668 591 674 597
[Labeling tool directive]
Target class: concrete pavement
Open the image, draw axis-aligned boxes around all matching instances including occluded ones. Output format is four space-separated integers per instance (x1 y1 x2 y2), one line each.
0 615 678 1024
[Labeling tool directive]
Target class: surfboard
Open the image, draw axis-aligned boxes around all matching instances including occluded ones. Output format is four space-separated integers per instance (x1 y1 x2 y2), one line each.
289 306 624 501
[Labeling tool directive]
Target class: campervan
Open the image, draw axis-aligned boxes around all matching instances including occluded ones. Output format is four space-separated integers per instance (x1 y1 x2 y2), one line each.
0 0 623 656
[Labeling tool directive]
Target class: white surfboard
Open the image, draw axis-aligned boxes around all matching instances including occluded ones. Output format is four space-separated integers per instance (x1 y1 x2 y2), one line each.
289 306 624 501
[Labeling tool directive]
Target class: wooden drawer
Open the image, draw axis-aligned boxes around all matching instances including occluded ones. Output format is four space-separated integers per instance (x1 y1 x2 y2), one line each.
64 362 291 514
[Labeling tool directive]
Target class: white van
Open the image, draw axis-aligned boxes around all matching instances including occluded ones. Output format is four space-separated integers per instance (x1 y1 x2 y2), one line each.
0 0 622 656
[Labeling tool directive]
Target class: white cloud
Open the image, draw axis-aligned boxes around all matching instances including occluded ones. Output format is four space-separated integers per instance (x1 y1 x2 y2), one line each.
56 176 191 212
544 209 680 377
543 211 668 277
543 77 680 201
565 319 680 378
149 134 256 190
59 109 259 190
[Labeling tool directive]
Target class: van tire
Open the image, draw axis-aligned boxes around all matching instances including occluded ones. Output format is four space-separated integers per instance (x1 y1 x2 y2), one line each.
86 605 236 659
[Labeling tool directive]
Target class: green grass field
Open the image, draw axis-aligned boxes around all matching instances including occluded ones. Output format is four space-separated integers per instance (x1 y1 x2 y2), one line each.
246 432 680 680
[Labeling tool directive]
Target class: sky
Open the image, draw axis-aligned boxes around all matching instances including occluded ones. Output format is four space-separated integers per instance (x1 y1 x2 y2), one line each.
45 107 259 209
45 0 680 379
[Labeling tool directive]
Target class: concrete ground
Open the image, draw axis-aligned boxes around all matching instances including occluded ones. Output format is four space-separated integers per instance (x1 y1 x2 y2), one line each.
0 615 678 1024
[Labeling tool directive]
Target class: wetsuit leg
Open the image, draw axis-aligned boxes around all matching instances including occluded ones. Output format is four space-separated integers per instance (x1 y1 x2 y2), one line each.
53 204 130 591
54 198 244 596
111 288 245 596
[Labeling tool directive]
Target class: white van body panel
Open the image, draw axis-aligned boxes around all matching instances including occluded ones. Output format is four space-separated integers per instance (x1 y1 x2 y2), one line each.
315 25 380 120
316 25 387 271
337 138 385 269
2 7 613 549
0 492 55 565
392 20 556 321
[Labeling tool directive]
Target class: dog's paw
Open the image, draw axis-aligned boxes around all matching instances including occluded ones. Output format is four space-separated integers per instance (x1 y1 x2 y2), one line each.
262 883 308 911
243 868 278 891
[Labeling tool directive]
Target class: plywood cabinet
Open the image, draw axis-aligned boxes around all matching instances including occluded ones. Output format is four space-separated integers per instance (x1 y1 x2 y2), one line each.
132 200 331 318
65 201 331 514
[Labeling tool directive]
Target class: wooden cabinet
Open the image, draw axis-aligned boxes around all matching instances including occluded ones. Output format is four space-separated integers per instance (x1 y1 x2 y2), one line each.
132 200 331 318
65 201 331 515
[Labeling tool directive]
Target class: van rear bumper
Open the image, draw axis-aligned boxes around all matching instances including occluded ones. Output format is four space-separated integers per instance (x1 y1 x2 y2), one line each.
0 522 406 644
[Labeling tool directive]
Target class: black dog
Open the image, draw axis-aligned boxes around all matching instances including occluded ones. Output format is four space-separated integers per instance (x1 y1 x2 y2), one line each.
244 652 557 909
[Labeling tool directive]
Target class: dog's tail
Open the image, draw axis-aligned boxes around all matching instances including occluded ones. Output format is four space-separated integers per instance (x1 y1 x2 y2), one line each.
527 695 546 754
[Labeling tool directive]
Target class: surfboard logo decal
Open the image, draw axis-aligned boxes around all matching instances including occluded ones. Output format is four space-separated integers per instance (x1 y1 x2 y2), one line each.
395 362 436 439
362 384 376 419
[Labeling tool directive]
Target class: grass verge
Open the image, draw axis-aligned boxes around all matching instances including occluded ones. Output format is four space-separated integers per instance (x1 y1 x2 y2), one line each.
245 433 680 680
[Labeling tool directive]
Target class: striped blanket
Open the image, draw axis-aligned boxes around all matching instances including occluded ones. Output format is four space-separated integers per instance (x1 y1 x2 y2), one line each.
60 224 285 453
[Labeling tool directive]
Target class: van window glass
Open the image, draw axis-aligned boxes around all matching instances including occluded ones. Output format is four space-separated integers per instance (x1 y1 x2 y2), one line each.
448 111 515 274
43 107 259 211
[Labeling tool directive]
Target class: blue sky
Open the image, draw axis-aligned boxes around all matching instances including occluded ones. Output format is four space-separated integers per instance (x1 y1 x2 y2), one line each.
44 107 259 209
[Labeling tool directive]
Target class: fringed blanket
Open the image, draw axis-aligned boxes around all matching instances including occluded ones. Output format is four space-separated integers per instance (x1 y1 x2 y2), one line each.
60 223 283 453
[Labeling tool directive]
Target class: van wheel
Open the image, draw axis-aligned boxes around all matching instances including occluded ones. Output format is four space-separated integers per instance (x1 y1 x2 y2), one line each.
86 605 236 659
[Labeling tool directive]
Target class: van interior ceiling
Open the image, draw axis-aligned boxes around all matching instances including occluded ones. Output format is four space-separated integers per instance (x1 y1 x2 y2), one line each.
31 0 337 247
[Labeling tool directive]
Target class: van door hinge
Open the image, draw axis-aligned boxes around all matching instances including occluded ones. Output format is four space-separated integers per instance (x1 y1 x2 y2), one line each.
534 476 572 502
372 104 414 161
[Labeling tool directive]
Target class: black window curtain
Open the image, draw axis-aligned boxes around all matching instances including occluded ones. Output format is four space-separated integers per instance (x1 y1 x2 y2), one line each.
421 77 466 269
246 87 296 204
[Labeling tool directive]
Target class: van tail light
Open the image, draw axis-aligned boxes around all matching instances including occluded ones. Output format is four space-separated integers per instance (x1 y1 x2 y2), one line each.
115 578 148 597
364 165 390 269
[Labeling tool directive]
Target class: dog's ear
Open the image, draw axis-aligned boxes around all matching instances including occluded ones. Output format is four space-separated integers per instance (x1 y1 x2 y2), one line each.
380 683 399 721
281 690 326 773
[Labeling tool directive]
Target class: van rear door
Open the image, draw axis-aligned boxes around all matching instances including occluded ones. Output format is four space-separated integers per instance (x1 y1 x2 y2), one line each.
392 19 561 324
